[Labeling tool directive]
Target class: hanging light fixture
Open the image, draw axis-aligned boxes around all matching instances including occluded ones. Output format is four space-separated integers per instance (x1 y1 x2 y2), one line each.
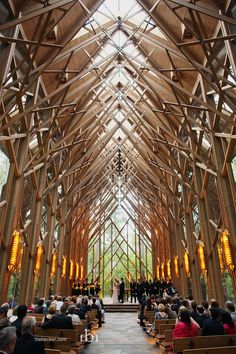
221 229 234 271
50 253 57 277
76 263 79 279
161 262 165 279
34 243 43 275
184 249 190 277
217 245 224 272
198 241 207 275
61 256 67 278
167 260 171 279
174 256 179 278
69 260 74 279
8 230 21 271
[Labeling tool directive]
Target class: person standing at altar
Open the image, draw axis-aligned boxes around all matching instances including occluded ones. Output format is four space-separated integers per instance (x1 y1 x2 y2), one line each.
119 278 125 303
90 279 95 296
130 279 137 303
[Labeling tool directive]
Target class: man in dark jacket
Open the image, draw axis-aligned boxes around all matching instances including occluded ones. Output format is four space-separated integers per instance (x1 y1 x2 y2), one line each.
202 308 224 336
11 305 27 337
41 304 73 329
196 305 209 328
12 317 44 354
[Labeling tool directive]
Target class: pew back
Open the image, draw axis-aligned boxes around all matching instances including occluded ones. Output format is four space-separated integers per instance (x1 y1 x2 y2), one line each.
184 346 236 354
173 334 236 353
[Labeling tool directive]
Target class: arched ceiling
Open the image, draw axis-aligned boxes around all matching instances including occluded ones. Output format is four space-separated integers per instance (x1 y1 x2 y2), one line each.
0 0 236 237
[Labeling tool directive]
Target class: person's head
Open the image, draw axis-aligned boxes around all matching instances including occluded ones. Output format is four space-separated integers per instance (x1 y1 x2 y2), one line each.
48 304 57 315
22 316 36 335
17 305 27 319
60 304 67 314
196 305 204 315
68 306 76 315
157 303 166 313
202 301 209 310
182 299 191 309
225 301 235 313
191 301 197 312
92 298 96 304
210 299 219 309
0 306 8 319
178 305 187 316
210 308 220 320
179 310 191 324
37 299 44 307
0 326 16 353
221 310 234 328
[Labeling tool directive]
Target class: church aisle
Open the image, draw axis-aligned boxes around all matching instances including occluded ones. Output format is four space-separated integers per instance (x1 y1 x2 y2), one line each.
82 313 159 354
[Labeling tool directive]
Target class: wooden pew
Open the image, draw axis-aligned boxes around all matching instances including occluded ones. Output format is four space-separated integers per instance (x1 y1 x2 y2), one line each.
184 347 236 354
156 324 174 342
144 310 155 324
45 350 61 354
159 330 173 352
154 319 176 331
173 334 236 353
35 328 83 353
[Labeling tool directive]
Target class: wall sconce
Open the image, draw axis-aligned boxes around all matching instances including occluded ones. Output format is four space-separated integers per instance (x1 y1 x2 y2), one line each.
184 249 190 277
76 263 79 279
174 256 179 278
167 260 171 279
217 245 224 272
50 253 57 277
221 229 234 271
156 265 160 279
8 230 21 271
161 262 165 279
198 241 207 275
61 256 67 278
69 260 74 279
34 243 43 275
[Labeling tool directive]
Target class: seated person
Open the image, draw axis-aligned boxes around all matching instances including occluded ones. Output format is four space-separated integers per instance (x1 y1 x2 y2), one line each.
34 299 45 314
196 305 209 328
202 308 224 336
0 326 17 354
12 316 44 354
41 304 56 325
225 301 236 322
67 305 82 325
0 306 10 330
173 310 200 338
155 303 168 319
221 310 236 334
41 304 73 329
75 303 86 320
11 305 28 337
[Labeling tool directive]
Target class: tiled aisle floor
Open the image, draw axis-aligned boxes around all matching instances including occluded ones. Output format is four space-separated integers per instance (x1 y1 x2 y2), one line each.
81 313 160 354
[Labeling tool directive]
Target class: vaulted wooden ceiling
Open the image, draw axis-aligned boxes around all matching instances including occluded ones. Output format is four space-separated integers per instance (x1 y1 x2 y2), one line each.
0 0 236 240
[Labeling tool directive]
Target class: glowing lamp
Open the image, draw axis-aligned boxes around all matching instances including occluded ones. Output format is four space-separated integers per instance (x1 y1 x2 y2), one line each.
184 250 190 277
8 230 21 271
198 242 207 274
167 260 171 279
50 253 57 277
62 256 67 278
76 263 79 279
217 245 224 272
34 244 43 275
221 229 234 271
174 256 179 278
156 265 160 279
17 244 24 272
80 264 84 279
161 262 165 279
69 260 74 279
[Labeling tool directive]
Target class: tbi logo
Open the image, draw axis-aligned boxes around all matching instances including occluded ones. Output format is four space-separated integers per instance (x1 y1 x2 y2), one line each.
80 329 98 343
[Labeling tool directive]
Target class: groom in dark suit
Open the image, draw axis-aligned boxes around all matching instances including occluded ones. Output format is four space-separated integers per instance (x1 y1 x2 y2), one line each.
119 278 125 303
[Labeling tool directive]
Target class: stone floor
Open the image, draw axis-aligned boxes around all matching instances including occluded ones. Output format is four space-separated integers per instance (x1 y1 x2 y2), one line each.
81 313 160 354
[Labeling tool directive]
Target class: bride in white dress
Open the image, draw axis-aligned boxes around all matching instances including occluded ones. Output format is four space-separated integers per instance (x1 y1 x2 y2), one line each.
112 278 120 303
